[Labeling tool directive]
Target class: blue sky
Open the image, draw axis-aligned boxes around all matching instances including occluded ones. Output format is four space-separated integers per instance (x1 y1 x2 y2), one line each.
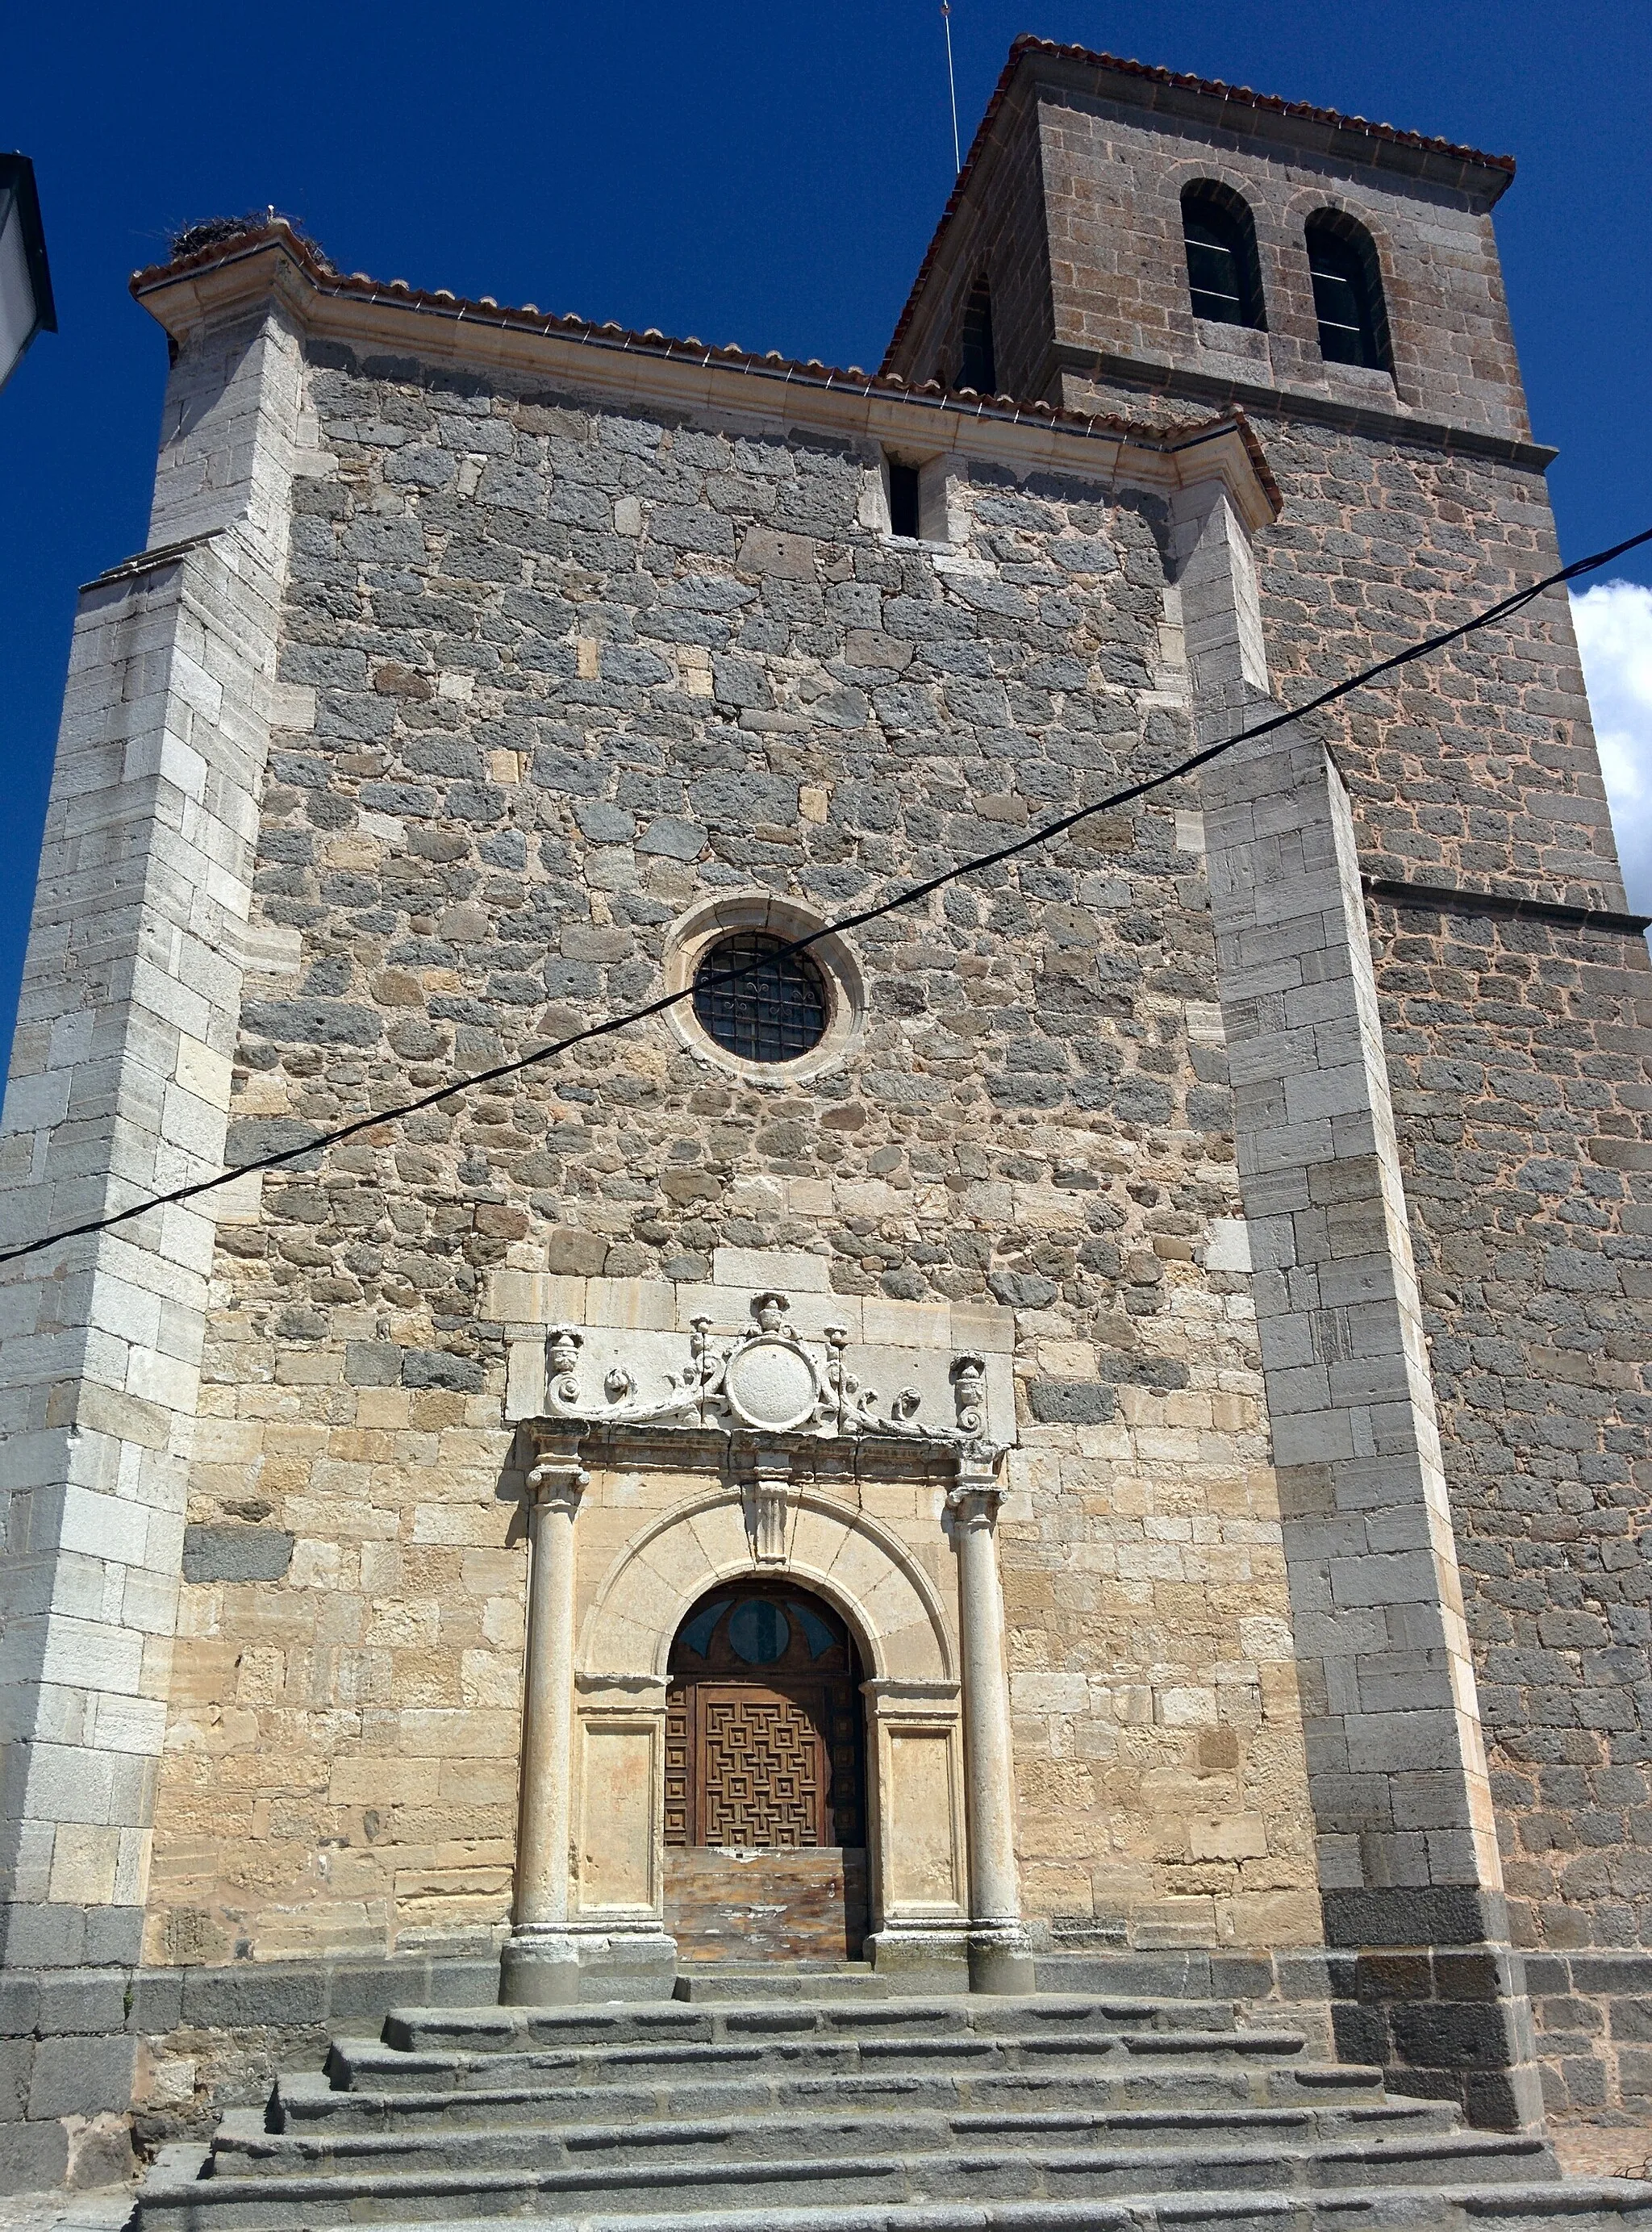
3 0 1650 1062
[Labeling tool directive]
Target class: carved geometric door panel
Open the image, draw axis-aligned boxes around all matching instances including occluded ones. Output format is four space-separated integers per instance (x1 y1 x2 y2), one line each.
699 1683 823 1847
665 1583 866 1851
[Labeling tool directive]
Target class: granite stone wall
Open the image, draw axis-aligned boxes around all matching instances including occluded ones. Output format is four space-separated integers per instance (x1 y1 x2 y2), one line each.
140 332 1320 2002
882 40 1652 2087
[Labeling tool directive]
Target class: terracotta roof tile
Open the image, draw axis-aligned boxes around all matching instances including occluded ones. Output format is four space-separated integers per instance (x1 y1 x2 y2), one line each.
126 216 1282 513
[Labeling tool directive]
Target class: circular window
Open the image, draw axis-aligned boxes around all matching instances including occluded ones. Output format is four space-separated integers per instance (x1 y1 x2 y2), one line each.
692 932 828 1065
663 893 864 1083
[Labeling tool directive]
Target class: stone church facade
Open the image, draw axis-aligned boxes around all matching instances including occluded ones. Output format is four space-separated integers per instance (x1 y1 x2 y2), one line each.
2 32 1649 2188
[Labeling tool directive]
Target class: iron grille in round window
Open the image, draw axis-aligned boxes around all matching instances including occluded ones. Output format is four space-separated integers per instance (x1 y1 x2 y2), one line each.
692 932 828 1064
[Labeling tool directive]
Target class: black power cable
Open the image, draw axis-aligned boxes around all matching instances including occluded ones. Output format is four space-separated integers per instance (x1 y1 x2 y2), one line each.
2 524 1649 1274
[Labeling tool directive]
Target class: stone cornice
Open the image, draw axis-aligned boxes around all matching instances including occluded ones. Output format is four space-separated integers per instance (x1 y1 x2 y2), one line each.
130 224 1282 532
1057 345 1559 475
1363 876 1652 938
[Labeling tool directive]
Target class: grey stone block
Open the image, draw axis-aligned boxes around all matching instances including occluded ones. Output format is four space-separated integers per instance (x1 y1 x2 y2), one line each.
399 1349 484 1393
324 1960 426 2021
27 2033 136 2119
82 1908 143 1967
636 816 705 859
223 1117 323 1172
423 1959 503 2009
182 1525 295 1584
37 1971 129 2037
1322 1885 1505 1949
1026 1381 1116 1425
0 1979 40 2038
1208 1955 1277 2000
240 999 383 1048
181 1965 327 2030
344 1341 403 1387
0 2038 33 2122
2 1907 86 1969
0 2117 69 2195
130 1971 184 2034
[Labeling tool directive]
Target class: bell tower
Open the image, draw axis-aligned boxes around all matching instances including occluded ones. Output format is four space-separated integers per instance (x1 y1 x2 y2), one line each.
888 35 1650 2131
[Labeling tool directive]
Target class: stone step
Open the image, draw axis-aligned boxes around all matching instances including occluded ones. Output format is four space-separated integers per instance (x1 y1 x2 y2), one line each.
175 2187 1652 2232
672 1963 886 2001
277 2056 1398 2134
376 1991 1258 2057
138 2126 1563 2230
227 2093 1467 2175
328 2024 1308 2102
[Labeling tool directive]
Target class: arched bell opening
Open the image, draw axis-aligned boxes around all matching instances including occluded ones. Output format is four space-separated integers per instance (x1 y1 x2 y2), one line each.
664 1579 871 1963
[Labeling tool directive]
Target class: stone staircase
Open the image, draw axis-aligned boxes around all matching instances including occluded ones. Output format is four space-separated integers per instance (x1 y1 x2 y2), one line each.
136 1972 1652 2231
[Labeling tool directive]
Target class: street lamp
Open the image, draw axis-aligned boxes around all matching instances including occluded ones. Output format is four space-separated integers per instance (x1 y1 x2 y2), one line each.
0 155 55 396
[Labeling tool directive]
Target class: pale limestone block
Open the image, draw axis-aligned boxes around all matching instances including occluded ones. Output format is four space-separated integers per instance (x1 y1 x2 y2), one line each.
1159 1687 1218 1726
1188 1813 1268 1861
879 1618 947 1681
269 680 316 731
394 1707 519 1759
711 1245 830 1293
174 1033 233 1113
212 1169 264 1224
1012 1672 1091 1714
577 1721 657 1911
582 1610 656 1679
855 1564 938 1662
586 1277 678 1332
621 1550 699 1642
1204 1217 1252 1273
861 1298 952 1350
824 1521 919 1618
884 1730 961 1909
504 1340 544 1421
785 1501 852 1589
682 1497 749 1581
48 1822 122 1904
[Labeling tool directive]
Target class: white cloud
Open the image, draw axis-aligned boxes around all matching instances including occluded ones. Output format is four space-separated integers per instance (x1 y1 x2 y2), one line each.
1572 580 1652 916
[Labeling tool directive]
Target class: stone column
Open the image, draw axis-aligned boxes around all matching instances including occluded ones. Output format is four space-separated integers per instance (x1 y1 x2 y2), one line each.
949 1456 1033 1994
500 1427 588 2005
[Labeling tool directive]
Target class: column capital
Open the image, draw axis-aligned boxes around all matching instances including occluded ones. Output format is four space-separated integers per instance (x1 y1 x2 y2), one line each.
946 1452 1003 1526
526 1426 589 1515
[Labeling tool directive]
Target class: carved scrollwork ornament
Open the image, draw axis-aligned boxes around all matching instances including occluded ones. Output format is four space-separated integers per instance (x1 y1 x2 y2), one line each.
531 1290 1005 1465
546 1324 586 1410
951 1352 987 1437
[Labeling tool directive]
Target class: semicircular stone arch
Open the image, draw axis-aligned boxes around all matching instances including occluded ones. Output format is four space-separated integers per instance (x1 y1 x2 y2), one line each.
580 1486 955 1686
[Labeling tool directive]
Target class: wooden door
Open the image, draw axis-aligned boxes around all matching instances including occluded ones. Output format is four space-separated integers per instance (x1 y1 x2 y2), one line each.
665 1587 866 1851
664 1584 870 1961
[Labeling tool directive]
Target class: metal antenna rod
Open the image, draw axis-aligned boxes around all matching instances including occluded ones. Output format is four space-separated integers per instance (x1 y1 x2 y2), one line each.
942 2 962 174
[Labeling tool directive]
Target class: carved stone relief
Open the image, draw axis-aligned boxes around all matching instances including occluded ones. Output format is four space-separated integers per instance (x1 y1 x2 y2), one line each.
528 1289 1009 1465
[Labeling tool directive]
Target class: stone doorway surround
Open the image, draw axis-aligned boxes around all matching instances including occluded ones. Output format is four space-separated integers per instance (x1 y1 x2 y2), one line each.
486 1260 1031 2001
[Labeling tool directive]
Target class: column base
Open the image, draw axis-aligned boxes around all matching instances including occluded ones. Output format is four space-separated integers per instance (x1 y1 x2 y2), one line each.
865 1923 970 1994
500 1922 678 2006
968 1921 1035 1996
